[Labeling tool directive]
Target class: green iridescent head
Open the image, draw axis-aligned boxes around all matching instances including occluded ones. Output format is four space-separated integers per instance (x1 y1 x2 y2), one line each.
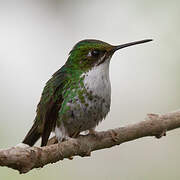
67 39 152 71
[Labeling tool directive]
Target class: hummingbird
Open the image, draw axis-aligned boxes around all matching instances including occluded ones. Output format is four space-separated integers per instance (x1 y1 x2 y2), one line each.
22 39 152 147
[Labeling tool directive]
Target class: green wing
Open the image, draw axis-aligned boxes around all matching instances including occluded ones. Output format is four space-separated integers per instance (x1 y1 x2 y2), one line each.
36 65 67 146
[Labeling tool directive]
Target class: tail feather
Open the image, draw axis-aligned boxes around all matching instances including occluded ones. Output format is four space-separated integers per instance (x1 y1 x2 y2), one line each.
22 123 41 146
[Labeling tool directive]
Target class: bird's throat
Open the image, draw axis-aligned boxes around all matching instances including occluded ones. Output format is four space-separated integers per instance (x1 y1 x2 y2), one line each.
82 58 111 101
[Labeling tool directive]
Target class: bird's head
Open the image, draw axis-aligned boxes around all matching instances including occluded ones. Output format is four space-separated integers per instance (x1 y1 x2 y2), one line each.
67 39 152 72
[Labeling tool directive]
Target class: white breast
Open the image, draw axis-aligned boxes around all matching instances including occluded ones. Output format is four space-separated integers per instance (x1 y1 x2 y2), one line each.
83 59 111 102
55 59 112 142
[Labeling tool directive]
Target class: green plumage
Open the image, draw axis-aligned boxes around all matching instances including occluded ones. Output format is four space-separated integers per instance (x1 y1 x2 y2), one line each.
23 40 111 146
22 38 152 146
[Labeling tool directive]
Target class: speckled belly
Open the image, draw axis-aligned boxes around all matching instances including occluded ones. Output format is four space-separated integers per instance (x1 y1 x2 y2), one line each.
55 60 111 140
61 92 110 136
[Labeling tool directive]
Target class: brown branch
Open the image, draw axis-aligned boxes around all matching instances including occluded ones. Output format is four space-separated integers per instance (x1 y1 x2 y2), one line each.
1 110 180 174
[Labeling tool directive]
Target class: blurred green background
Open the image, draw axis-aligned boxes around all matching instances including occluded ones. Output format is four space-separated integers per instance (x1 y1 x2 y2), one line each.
0 0 180 179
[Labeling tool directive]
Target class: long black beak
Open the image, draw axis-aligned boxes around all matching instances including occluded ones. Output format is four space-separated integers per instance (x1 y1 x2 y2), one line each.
113 39 153 52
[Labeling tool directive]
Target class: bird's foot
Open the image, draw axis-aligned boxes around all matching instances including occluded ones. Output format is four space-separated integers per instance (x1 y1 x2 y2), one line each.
47 136 58 146
47 136 75 146
88 128 98 135
88 129 101 139
63 136 76 142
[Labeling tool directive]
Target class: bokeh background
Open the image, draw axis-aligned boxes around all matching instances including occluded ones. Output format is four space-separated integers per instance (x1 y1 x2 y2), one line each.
0 0 180 179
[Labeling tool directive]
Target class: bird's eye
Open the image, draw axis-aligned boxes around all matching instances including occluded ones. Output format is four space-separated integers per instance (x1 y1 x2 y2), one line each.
91 50 100 57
